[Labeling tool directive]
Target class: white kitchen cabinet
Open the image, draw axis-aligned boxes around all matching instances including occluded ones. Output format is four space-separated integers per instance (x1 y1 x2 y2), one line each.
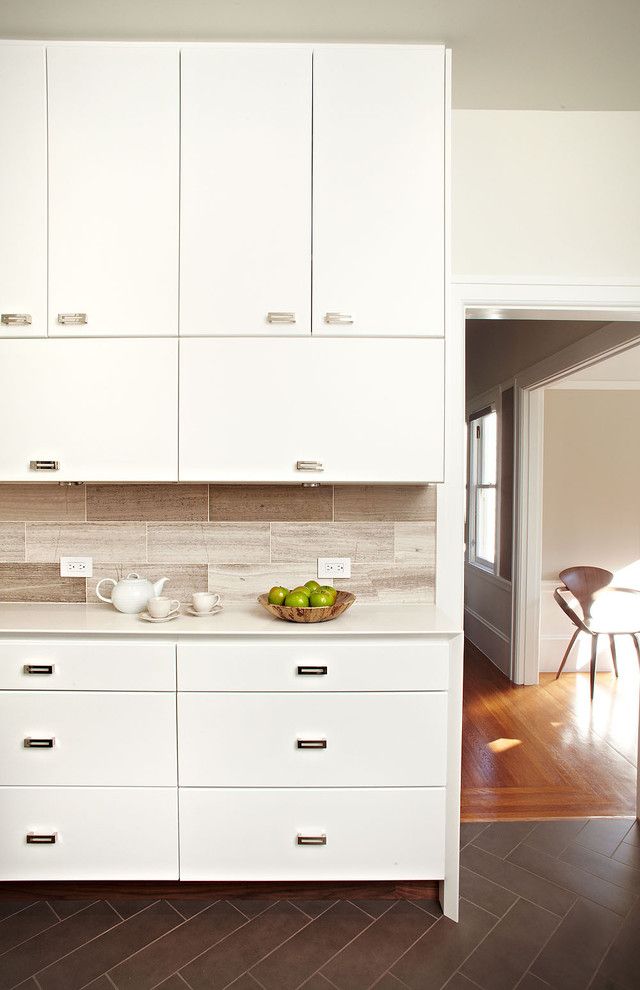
180 46 311 335
47 46 178 336
0 339 178 481
0 45 46 338
313 46 445 336
179 337 444 482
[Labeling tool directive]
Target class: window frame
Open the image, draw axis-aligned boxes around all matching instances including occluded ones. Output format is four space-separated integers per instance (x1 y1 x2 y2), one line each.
467 405 499 574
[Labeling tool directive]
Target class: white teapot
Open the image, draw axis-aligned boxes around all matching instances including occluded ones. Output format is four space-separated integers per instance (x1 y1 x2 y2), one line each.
95 572 169 614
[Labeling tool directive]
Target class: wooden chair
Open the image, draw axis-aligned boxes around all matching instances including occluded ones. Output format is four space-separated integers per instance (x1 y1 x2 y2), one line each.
554 565 640 698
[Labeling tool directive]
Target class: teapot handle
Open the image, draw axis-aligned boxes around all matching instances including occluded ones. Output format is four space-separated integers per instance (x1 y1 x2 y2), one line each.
95 578 116 604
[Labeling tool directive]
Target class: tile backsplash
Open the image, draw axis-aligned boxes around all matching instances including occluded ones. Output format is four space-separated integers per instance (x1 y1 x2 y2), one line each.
0 484 436 605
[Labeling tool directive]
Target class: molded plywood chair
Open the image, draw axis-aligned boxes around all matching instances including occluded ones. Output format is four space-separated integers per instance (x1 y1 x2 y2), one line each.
554 566 640 698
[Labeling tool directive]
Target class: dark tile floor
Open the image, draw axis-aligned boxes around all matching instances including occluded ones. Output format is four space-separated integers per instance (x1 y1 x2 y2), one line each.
0 817 638 990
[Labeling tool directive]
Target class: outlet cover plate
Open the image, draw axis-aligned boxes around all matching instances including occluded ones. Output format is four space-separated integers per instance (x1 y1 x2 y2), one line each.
60 556 93 578
317 557 351 579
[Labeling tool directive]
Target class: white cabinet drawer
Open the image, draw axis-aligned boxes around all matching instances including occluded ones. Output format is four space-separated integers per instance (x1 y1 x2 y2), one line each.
0 787 178 880
180 787 445 880
178 692 446 787
0 640 176 691
0 692 177 786
178 638 449 692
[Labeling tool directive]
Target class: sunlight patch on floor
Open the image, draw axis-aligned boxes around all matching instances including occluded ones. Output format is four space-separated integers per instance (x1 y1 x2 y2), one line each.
486 737 522 753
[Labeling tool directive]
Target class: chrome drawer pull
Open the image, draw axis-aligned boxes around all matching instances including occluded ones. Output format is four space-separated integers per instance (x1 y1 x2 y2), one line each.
324 312 353 325
296 460 324 472
26 832 57 844
24 737 55 748
24 663 55 675
267 312 296 324
57 313 87 325
297 834 327 846
297 739 327 749
297 665 328 676
2 313 32 326
30 460 59 472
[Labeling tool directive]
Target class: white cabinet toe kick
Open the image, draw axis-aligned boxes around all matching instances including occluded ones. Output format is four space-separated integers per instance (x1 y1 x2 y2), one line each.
0 628 462 919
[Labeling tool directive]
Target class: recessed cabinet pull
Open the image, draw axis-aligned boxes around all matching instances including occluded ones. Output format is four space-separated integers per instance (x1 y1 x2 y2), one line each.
296 461 324 472
57 313 87 325
324 312 353 325
23 663 55 675
297 834 327 846
297 665 328 676
267 312 296 324
297 739 327 749
30 460 60 472
26 832 57 844
1 313 32 326
24 737 55 749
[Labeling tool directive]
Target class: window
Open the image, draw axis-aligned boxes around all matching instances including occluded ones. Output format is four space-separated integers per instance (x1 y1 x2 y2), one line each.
468 408 497 570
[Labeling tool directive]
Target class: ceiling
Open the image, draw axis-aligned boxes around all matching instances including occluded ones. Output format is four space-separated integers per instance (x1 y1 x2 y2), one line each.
1 0 640 110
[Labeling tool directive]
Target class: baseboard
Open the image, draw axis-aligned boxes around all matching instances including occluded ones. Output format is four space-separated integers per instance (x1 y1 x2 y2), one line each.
539 633 613 673
464 607 511 676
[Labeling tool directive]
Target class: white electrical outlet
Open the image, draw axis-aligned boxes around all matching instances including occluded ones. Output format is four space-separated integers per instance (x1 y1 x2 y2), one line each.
317 557 351 579
60 556 93 578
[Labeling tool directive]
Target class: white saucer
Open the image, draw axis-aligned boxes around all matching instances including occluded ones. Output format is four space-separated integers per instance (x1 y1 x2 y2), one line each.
186 605 224 617
139 610 180 623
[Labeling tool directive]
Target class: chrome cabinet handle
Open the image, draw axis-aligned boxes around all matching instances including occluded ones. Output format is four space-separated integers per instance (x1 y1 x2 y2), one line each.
297 665 328 676
267 312 296 324
57 313 87 325
297 834 327 846
1 314 32 326
24 663 55 675
24 737 55 748
30 460 60 472
297 739 327 749
324 312 353 325
296 461 324 472
26 832 57 844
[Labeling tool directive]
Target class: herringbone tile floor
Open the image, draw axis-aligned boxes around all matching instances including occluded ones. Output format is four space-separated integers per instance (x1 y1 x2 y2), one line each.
0 817 638 989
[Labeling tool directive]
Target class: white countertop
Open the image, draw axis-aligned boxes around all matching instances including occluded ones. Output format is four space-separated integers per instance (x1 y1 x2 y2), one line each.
0 602 461 637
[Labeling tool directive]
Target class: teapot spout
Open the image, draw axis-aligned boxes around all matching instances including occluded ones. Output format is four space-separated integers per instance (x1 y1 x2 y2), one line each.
153 577 169 596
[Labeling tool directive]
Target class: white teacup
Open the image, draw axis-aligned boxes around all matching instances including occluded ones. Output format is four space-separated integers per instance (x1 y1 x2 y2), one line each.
192 592 221 613
147 596 180 619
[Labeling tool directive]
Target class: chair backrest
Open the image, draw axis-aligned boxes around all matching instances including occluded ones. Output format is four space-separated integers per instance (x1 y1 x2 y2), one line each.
559 566 614 619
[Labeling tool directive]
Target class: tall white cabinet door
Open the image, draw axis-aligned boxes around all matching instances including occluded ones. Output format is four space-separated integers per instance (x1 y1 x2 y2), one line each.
179 338 443 483
47 46 178 336
0 45 46 338
180 46 311 335
313 45 445 337
0 339 178 481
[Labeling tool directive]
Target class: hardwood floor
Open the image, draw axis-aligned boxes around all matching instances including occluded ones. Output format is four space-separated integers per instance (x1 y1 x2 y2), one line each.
462 640 639 821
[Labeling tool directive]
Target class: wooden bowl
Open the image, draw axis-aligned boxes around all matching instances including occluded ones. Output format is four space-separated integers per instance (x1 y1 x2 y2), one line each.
257 590 356 624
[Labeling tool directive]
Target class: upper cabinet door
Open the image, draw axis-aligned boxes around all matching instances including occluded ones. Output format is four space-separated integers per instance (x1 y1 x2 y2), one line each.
0 45 46 338
180 46 311 335
313 46 445 336
48 46 179 336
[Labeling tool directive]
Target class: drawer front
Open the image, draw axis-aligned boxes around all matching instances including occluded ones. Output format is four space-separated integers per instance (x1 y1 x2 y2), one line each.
178 692 446 787
0 640 176 691
0 787 178 879
180 787 445 880
0 692 177 785
178 637 449 692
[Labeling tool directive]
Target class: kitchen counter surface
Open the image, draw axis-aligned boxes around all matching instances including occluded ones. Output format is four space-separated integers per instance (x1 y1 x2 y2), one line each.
0 602 461 637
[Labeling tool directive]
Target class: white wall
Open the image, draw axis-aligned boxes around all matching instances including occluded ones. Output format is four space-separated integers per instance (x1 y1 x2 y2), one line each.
453 110 640 281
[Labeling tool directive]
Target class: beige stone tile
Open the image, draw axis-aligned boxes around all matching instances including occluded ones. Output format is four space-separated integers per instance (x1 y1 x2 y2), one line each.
0 523 25 562
87 484 208 522
209 485 333 522
0 563 86 603
208 564 318 604
271 522 394 564
0 484 86 522
146 523 270 564
87 563 208 605
394 521 436 564
334 485 436 522
340 563 436 604
25 522 146 563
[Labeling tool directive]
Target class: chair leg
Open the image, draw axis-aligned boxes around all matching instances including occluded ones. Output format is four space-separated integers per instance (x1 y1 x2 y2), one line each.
609 634 619 678
632 634 640 669
556 628 580 679
590 634 598 699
